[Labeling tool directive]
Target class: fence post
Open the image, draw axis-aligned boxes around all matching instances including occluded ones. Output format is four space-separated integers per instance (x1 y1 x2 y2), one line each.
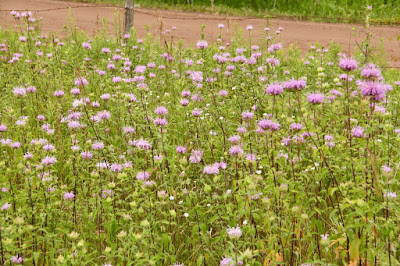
124 0 134 34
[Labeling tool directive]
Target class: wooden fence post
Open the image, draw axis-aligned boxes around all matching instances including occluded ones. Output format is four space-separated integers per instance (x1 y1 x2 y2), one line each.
124 0 134 34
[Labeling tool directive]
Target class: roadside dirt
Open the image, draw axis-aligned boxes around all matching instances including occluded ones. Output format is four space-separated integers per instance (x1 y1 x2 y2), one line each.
1 0 399 67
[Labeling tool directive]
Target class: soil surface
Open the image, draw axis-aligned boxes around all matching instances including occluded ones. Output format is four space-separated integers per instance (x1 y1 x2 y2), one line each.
1 0 400 67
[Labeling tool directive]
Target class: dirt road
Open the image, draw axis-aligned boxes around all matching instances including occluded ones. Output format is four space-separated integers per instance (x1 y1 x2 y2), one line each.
1 0 399 67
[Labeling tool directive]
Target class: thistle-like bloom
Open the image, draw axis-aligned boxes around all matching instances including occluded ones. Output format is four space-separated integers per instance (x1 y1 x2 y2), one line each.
97 110 111 120
283 79 306 92
176 146 187 154
320 234 329 240
197 40 208 49
92 142 104 150
155 106 168 115
351 126 366 138
339 57 358 71
74 77 88 86
41 156 57 166
361 63 381 80
154 117 168 126
265 84 283 95
227 225 242 239
13 87 26 97
384 192 397 199
136 139 151 150
307 93 324 104
229 145 244 156
189 150 202 163
220 257 235 266
359 81 384 97
110 163 123 172
228 135 241 144
382 165 392 173
241 111 254 120
11 255 24 264
63 191 75 200
136 171 151 181
81 151 93 160
1 202 11 210
192 108 202 117
203 164 219 175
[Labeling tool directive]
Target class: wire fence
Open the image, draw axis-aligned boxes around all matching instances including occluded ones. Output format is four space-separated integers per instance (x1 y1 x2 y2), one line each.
1 4 400 25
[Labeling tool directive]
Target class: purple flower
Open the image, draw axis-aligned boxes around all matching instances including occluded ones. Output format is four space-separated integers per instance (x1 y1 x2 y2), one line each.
92 142 104 150
241 111 254 120
307 93 324 104
229 145 244 156
197 40 208 49
13 87 26 97
41 156 57 166
339 57 358 71
11 255 24 264
220 257 235 266
189 150 202 163
359 81 384 97
176 146 187 153
136 139 151 150
266 84 283 95
227 225 242 238
110 163 123 172
136 171 151 181
228 135 241 144
81 151 93 160
1 202 11 210
283 79 306 92
203 164 219 175
352 126 366 138
63 191 75 200
153 117 168 126
74 77 88 86
155 106 168 115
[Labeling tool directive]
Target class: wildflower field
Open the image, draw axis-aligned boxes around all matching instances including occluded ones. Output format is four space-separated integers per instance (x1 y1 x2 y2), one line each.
0 9 400 266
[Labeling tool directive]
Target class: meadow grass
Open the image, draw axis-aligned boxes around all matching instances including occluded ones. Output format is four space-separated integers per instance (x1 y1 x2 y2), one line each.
0 9 399 265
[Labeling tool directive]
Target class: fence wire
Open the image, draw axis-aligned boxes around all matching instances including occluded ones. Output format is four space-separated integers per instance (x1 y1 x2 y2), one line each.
1 4 400 25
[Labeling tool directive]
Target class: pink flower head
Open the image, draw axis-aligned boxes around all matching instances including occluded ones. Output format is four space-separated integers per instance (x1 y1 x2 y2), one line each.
339 57 358 71
11 255 24 264
283 79 306 92
241 111 254 121
197 40 208 49
266 84 283 95
63 191 75 200
13 87 26 97
80 151 93 160
74 77 88 86
229 145 244 156
41 156 57 166
136 171 151 181
136 139 151 150
203 164 219 175
352 126 366 138
307 93 324 104
155 106 168 115
360 81 384 97
189 150 202 163
176 146 187 153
